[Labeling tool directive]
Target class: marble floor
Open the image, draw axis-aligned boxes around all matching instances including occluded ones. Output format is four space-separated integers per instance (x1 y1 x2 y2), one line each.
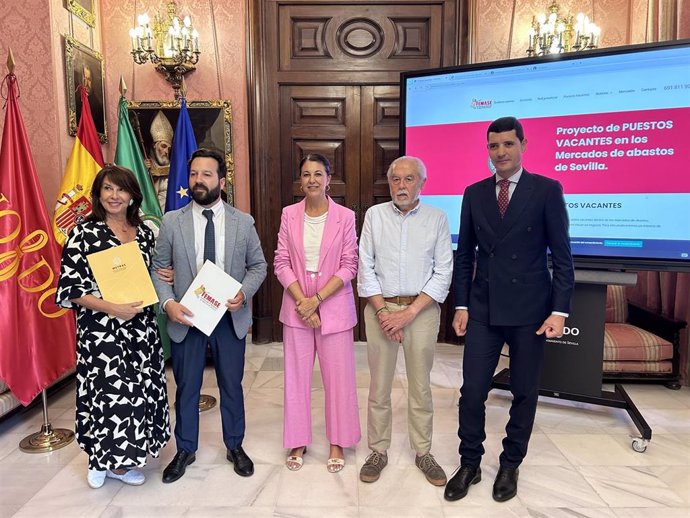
0 342 688 517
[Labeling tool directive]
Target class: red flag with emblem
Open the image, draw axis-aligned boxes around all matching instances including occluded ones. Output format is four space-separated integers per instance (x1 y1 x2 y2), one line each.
0 69 76 405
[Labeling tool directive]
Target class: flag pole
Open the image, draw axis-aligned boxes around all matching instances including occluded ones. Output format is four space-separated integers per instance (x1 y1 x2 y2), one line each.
2 49 75 453
7 49 75 453
119 76 215 412
179 78 215 413
183 77 215 413
7 47 15 73
19 390 75 453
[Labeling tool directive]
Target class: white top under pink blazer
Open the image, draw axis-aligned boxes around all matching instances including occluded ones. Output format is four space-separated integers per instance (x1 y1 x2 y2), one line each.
274 197 358 334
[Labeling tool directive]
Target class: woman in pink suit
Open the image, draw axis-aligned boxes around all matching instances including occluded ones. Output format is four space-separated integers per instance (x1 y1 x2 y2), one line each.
275 153 361 473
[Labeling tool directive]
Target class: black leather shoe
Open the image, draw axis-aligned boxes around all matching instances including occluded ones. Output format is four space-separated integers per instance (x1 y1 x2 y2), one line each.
444 465 481 501
492 466 519 502
227 446 254 477
162 451 196 484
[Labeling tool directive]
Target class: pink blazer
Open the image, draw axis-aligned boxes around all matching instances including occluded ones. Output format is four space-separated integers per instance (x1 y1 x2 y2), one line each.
274 197 358 334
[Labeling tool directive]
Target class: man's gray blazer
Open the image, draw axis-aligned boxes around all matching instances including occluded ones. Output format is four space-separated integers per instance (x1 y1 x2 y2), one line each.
152 202 267 342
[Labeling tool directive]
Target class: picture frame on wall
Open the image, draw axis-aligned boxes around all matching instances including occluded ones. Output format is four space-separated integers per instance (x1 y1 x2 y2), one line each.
65 0 96 27
127 99 235 209
64 35 107 143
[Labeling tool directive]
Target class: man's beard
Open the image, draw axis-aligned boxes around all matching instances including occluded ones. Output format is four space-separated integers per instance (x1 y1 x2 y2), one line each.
154 147 170 166
191 183 222 205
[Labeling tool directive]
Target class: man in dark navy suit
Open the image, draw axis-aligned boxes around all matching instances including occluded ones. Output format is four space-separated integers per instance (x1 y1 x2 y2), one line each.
445 116 574 503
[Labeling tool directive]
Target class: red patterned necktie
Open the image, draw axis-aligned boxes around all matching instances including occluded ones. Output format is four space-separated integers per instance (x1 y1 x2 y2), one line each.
497 178 510 218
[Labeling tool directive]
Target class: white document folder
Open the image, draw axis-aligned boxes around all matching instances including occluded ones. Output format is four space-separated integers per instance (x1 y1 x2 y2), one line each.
179 260 242 336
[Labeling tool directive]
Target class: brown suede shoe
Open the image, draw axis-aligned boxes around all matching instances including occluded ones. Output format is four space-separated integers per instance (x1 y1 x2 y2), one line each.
415 453 447 486
360 451 388 483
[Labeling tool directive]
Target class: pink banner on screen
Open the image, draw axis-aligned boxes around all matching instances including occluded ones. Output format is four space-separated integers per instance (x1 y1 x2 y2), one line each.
409 107 690 195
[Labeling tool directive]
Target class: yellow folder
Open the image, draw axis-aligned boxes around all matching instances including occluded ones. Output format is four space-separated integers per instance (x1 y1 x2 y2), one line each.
86 241 159 307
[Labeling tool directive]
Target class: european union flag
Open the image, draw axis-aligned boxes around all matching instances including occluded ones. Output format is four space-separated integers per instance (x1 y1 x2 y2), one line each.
165 97 197 212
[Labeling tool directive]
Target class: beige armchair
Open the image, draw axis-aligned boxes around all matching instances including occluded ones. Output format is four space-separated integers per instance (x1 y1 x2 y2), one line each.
603 285 686 390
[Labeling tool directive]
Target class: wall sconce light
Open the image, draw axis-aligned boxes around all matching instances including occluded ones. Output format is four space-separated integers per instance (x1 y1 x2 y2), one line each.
129 1 200 98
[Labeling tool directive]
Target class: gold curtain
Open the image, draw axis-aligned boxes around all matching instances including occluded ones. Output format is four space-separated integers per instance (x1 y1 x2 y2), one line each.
645 0 672 41
631 1 690 385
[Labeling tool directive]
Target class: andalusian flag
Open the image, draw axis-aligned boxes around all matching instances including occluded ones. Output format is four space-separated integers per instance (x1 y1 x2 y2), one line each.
52 85 104 245
165 97 197 212
114 94 170 358
114 95 162 233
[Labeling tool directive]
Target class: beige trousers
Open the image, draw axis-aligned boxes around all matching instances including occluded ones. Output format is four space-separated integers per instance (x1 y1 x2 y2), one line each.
364 301 440 455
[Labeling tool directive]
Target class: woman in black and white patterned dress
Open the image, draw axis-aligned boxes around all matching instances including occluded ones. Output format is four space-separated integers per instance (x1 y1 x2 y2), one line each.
56 165 170 489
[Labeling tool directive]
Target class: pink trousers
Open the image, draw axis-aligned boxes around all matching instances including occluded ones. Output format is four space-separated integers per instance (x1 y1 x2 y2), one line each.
283 324 361 449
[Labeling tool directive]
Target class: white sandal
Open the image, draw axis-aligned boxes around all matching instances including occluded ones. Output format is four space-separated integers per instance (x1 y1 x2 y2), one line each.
327 457 345 473
286 446 307 471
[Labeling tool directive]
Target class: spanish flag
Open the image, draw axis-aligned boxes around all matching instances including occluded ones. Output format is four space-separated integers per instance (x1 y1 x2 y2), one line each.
52 85 104 245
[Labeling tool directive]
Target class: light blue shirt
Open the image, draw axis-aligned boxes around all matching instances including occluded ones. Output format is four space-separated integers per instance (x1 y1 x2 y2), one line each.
357 201 453 303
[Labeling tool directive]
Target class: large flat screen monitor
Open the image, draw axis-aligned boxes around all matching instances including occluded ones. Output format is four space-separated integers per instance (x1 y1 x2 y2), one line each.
401 39 690 272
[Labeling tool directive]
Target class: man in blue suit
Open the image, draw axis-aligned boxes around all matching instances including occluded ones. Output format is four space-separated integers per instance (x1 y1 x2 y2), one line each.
445 117 574 503
152 148 267 483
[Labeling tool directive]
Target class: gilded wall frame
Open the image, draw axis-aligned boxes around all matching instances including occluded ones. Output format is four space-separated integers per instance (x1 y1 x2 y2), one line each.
64 36 107 143
127 99 235 206
65 0 96 27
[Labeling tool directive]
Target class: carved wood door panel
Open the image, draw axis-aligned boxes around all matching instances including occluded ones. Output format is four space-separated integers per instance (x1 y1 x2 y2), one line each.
276 3 446 75
279 86 362 211
360 85 401 219
279 86 399 225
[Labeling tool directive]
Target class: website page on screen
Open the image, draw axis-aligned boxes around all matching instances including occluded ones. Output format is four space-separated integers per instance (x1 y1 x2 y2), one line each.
404 45 690 263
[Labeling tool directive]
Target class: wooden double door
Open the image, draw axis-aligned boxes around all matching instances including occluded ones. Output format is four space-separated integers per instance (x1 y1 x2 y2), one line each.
248 0 464 342
280 85 398 222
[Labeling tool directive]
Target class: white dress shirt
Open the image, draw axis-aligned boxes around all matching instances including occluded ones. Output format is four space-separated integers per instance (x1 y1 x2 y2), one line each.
192 198 226 271
357 201 453 303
